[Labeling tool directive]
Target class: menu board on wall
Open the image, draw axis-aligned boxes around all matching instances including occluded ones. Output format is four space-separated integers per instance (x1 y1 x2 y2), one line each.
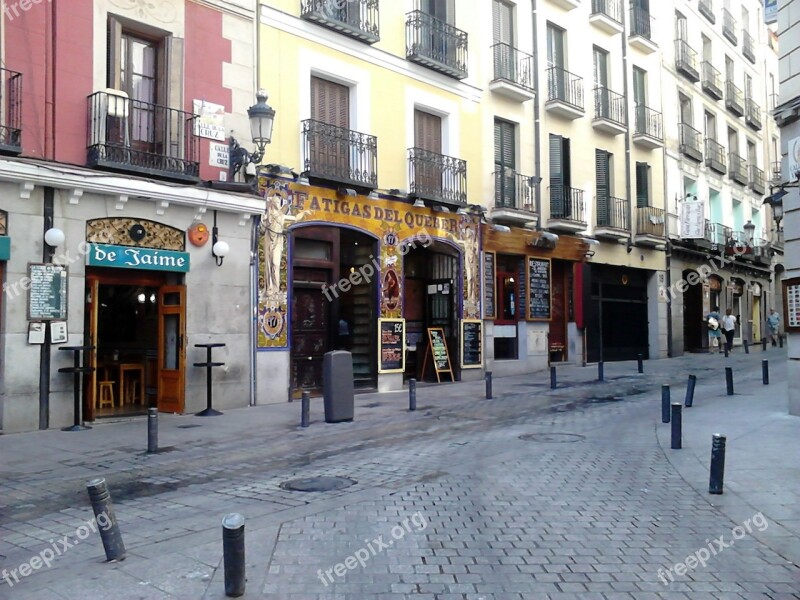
461 320 483 369
527 258 552 321
27 263 68 321
378 318 405 373
784 278 800 332
483 252 495 319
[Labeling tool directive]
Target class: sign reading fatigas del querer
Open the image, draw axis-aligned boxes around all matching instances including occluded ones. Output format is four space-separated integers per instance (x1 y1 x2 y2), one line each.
86 243 191 273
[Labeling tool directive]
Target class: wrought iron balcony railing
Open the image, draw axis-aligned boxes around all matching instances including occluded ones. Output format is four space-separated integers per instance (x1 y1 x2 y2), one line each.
722 9 737 45
406 10 468 80
706 221 732 246
629 5 653 41
594 86 626 127
701 61 723 99
679 122 703 162
675 39 699 82
302 119 378 189
408 147 467 206
301 0 379 44
749 165 765 195
0 67 22 154
596 195 629 231
771 161 782 184
491 43 535 92
494 169 536 212
728 152 748 185
550 186 586 224
546 66 584 110
591 0 622 23
699 0 715 23
742 30 755 63
704 138 726 174
725 81 744 116
634 104 663 142
745 98 762 130
86 91 199 181
636 206 666 238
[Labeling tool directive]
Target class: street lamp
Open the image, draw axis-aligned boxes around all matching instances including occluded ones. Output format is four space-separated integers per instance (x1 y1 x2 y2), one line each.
763 188 786 232
229 90 276 182
743 220 756 245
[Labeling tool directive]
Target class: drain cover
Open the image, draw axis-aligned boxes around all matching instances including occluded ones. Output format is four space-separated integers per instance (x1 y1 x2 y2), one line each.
519 433 586 443
177 424 203 429
280 476 357 492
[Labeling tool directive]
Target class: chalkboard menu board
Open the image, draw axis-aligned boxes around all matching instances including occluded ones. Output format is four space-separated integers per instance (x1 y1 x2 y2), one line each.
527 258 551 320
378 318 405 373
518 259 526 320
483 252 495 319
461 319 482 368
425 328 453 382
28 263 68 321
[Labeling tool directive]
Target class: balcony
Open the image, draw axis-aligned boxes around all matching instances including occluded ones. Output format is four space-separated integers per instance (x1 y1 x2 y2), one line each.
675 39 699 82
592 86 626 135
406 11 468 80
725 81 744 117
0 68 22 155
699 0 715 24
678 123 703 163
749 165 766 195
771 161 782 184
701 61 724 100
550 0 580 10
704 138 727 175
632 104 664 149
547 187 586 233
490 169 538 226
745 98 762 131
408 147 467 207
590 0 623 35
302 119 378 189
545 66 584 119
595 195 630 241
629 6 657 54
490 43 535 102
771 229 784 252
667 212 681 240
722 9 737 45
742 30 755 63
634 206 666 247
300 0 379 44
728 153 748 186
706 221 732 249
87 91 199 182
752 238 770 264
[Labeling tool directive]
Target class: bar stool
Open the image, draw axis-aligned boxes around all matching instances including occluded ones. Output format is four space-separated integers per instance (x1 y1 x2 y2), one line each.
126 376 141 405
97 381 115 409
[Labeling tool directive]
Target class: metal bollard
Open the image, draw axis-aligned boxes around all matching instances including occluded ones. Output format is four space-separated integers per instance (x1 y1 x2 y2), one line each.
762 337 768 351
779 335 784 349
301 391 310 428
724 344 729 358
86 478 126 562
685 375 697 408
661 385 671 424
222 513 246 597
485 371 493 400
637 354 644 374
550 366 557 390
762 360 769 385
725 367 734 395
409 378 417 411
670 404 682 449
598 362 604 382
147 408 158 454
743 340 749 354
709 434 727 494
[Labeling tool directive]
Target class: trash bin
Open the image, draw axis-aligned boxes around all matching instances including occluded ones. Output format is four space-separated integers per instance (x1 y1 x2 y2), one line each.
323 351 355 423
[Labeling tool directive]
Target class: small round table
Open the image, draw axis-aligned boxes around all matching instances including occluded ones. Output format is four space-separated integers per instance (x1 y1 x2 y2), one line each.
194 343 226 417
58 345 95 432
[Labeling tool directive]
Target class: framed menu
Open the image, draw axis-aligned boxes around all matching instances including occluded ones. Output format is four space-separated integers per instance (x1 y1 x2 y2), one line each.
784 277 800 332
378 318 405 373
483 252 496 319
527 257 552 321
27 263 68 321
460 319 483 369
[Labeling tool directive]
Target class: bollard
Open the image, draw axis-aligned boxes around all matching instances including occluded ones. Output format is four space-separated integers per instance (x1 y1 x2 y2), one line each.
724 344 729 358
637 354 644 374
779 335 784 349
86 478 126 562
725 367 734 395
762 337 768 351
222 513 246 597
550 366 557 390
762 360 769 385
485 371 493 400
147 408 158 454
709 434 727 494
598 362 604 382
661 385 671 424
301 391 310 428
409 378 417 411
685 375 697 408
743 340 749 354
671 403 682 449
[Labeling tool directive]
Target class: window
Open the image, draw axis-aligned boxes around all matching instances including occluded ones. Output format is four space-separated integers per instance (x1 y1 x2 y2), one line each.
705 111 717 140
311 76 350 128
741 6 749 31
546 23 565 69
549 134 571 215
725 55 734 81
679 93 692 126
747 140 756 165
635 162 650 207
420 0 454 24
595 149 613 225
632 67 647 106
593 46 609 88
492 0 514 45
310 76 351 173
772 137 779 164
728 127 738 153
494 119 516 208
675 11 688 41
745 74 753 98
414 109 442 154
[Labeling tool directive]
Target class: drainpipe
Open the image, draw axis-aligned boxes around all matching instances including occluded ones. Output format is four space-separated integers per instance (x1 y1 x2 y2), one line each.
659 65 674 358
249 216 258 407
621 6 633 253
532 0 542 227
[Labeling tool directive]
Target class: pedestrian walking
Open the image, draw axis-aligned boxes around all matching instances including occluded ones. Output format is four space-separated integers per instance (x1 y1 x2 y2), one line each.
766 308 781 347
706 307 722 354
721 308 737 353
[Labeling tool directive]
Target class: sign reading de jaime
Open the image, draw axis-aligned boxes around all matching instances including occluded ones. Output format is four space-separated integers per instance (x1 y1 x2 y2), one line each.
86 244 190 273
28 263 68 321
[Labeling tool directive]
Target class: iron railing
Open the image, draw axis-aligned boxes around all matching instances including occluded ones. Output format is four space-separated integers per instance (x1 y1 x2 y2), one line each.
705 138 727 174
728 152 748 185
679 122 703 162
408 147 467 206
547 66 584 110
597 195 629 231
749 165 765 194
743 30 755 63
491 43 535 92
550 187 586 223
594 86 626 127
301 0 380 43
629 5 653 41
494 169 536 212
701 61 723 99
591 0 622 23
0 67 22 153
675 39 699 82
722 9 737 45
725 81 744 116
706 221 732 246
745 98 762 130
699 0 715 23
634 104 663 142
406 10 468 79
636 206 666 237
302 119 378 188
771 161 782 183
86 91 199 181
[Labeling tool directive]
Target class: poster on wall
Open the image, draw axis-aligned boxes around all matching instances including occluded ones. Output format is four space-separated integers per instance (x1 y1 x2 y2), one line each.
680 200 707 239
784 278 800 332
460 319 483 369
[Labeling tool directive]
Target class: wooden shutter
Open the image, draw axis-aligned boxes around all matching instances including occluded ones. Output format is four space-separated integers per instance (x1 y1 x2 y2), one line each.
311 76 350 129
635 162 649 208
495 120 515 208
414 110 442 153
549 134 564 216
595 149 610 223
107 17 123 90
493 1 513 44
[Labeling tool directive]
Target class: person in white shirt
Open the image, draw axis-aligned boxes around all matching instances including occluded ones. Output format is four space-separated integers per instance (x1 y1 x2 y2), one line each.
721 308 737 353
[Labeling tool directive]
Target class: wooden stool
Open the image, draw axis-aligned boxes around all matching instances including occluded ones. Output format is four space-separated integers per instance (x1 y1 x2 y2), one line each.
97 382 115 409
126 378 141 405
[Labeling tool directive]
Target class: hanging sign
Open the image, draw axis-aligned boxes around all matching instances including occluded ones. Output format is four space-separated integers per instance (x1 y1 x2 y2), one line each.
460 319 483 369
680 200 706 239
86 244 190 273
28 263 68 321
527 257 551 320
378 318 405 374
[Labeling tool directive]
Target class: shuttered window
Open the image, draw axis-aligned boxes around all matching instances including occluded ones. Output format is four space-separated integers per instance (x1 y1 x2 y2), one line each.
595 149 611 224
421 0 454 23
635 162 650 208
414 110 443 154
549 134 565 216
492 0 513 44
495 119 516 208
311 76 350 129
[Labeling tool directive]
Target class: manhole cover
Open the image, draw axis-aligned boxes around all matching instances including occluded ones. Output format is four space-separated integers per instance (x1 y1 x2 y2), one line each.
280 476 357 492
177 424 203 429
519 433 586 443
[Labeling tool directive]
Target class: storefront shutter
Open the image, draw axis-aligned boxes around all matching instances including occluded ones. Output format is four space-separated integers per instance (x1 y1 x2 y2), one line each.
595 149 610 224
549 134 564 216
635 162 650 208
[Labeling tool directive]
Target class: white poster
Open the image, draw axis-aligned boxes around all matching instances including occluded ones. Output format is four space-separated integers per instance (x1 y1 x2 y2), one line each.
788 136 800 182
193 99 226 141
679 200 706 239
209 142 229 168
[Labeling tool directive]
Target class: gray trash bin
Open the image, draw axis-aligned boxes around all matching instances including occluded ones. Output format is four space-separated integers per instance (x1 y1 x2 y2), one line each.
323 351 354 423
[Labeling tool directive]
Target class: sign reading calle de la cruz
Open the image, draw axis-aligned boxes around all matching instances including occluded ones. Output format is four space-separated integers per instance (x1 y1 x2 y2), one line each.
86 243 190 273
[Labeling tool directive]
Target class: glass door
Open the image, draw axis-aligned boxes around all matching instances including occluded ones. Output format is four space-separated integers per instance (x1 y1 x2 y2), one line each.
158 285 186 413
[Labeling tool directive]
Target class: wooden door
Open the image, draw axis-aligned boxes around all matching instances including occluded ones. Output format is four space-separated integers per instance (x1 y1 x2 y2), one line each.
83 277 100 422
157 285 186 413
549 262 568 362
311 76 350 176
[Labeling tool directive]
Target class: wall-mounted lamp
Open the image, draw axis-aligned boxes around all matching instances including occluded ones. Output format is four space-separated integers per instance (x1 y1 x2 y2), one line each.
229 90 276 183
413 199 425 208
337 187 357 197
491 224 511 233
368 190 380 200
212 230 229 267
44 227 65 248
584 250 596 258
743 220 756 244
763 188 786 231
